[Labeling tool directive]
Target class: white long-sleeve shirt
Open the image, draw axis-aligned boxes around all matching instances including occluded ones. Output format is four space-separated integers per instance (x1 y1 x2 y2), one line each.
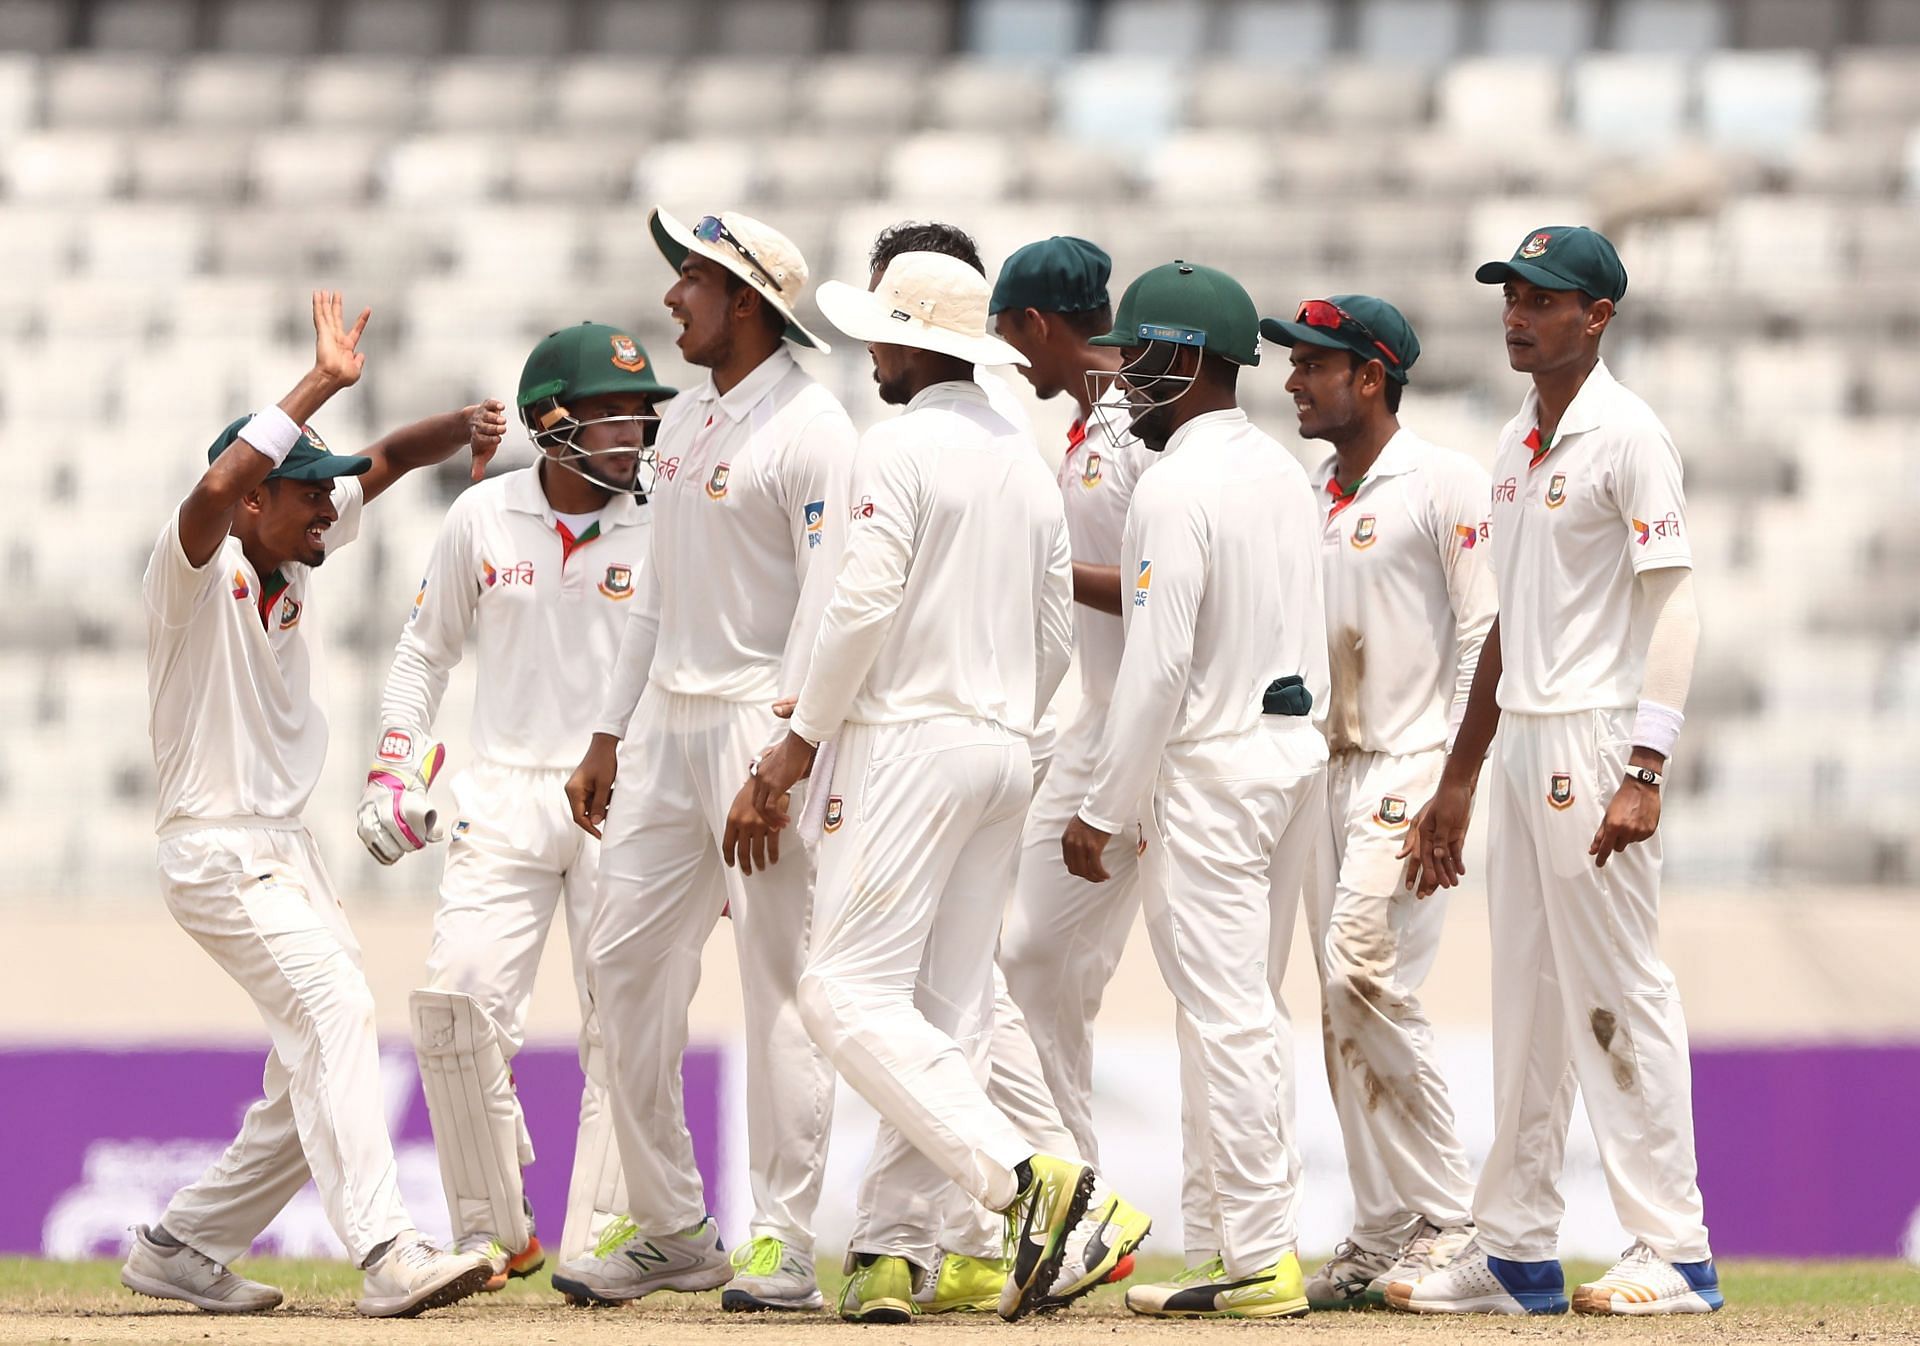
1059 394 1155 707
1079 408 1329 834
593 344 857 736
1315 428 1495 755
788 379 1073 745
376 466 651 770
144 478 365 833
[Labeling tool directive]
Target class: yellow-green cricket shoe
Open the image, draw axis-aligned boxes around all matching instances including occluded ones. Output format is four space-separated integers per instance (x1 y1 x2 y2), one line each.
838 1253 917 1324
996 1154 1096 1321
1041 1177 1152 1309
913 1251 1008 1313
1126 1250 1310 1318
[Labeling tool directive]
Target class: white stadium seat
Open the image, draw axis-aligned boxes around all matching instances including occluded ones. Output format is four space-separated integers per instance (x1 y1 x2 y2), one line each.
3 131 126 204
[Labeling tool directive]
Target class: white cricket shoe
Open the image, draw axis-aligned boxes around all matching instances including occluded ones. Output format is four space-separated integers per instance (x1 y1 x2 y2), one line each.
550 1215 732 1305
1305 1238 1396 1309
1365 1220 1478 1303
721 1235 824 1311
1573 1241 1724 1315
355 1232 493 1318
1383 1236 1567 1315
119 1224 282 1314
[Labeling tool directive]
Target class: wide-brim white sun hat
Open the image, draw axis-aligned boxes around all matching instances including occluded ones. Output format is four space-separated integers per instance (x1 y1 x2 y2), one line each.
649 206 831 353
814 251 1029 368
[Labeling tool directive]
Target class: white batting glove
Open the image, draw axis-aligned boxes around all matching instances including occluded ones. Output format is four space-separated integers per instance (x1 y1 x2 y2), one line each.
356 726 449 865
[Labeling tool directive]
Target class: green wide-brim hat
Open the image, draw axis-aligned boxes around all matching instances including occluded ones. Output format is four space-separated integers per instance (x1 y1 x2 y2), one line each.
518 322 678 408
207 415 370 481
1091 260 1261 366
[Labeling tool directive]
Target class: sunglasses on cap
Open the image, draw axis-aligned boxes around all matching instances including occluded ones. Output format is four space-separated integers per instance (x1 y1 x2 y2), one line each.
1296 299 1399 367
694 215 785 295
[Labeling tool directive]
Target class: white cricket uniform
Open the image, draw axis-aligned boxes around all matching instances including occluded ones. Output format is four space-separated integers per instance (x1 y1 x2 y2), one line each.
1474 359 1710 1264
996 403 1155 1164
789 379 1074 1267
1307 429 1494 1253
586 344 853 1249
377 465 649 1253
145 478 413 1265
1078 408 1330 1278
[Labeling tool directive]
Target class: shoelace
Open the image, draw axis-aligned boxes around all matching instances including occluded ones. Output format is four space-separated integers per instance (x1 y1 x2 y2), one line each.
731 1237 782 1277
1174 1257 1226 1285
394 1239 442 1270
1399 1221 1442 1266
592 1215 638 1260
1613 1241 1660 1269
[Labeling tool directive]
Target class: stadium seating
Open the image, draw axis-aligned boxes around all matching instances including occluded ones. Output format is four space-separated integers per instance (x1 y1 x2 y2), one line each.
0 0 1915 898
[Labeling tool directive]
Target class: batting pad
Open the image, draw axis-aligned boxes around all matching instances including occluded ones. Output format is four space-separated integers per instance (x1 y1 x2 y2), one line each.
409 989 532 1250
559 1034 630 1262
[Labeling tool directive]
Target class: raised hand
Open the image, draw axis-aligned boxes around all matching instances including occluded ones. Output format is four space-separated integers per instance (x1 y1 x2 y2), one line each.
311 289 370 388
465 398 508 482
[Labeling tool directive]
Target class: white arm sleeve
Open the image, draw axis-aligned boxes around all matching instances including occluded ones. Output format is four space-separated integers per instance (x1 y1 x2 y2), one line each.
1633 566 1698 755
592 527 660 739
377 501 478 744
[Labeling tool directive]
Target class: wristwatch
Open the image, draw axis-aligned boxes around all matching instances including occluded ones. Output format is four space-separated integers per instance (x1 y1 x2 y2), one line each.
1626 766 1664 789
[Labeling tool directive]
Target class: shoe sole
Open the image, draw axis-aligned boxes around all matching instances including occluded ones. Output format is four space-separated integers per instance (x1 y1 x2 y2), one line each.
998 1165 1097 1322
552 1263 732 1307
120 1267 281 1315
1127 1297 1311 1319
484 1250 547 1294
1572 1285 1722 1315
1385 1281 1567 1315
1037 1215 1153 1312
722 1288 826 1312
840 1297 915 1324
356 1263 493 1318
1308 1284 1381 1311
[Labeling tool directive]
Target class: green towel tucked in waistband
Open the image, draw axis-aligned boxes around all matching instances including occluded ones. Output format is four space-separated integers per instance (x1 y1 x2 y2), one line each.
1263 675 1313 717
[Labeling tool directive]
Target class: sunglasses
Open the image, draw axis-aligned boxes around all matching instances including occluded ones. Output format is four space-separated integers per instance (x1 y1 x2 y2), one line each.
694 215 785 295
1296 299 1399 367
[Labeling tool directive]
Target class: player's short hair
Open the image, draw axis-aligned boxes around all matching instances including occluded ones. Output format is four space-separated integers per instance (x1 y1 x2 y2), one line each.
1059 303 1113 341
871 221 984 277
1346 351 1402 413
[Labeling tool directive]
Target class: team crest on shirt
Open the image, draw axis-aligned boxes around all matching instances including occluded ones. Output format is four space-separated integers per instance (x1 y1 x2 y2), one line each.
1133 559 1152 607
609 333 646 372
805 499 826 547
1548 772 1575 809
231 569 250 601
599 564 633 599
1351 515 1377 548
277 594 302 630
706 462 731 499
1081 451 1103 488
377 729 413 763
1545 473 1568 508
1520 232 1552 259
823 796 844 832
1375 795 1408 828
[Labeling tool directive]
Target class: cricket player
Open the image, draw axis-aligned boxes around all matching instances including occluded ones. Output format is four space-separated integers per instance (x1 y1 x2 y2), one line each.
552 210 853 1312
1393 227 1718 1316
1260 295 1492 1307
748 249 1151 1324
122 292 496 1318
1061 261 1330 1318
357 323 674 1288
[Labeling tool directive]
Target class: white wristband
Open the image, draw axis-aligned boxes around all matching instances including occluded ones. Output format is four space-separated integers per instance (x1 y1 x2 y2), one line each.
1632 699 1685 758
237 405 302 467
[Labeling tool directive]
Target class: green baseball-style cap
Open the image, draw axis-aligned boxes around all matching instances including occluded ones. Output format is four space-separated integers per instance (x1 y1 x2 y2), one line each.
989 235 1112 316
207 415 370 481
1474 225 1628 303
1091 261 1262 366
517 322 678 409
1260 295 1421 385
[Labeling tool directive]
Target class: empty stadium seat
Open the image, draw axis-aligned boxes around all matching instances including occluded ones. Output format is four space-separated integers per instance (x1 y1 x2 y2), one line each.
1570 54 1688 152
90 0 196 53
1185 60 1315 130
678 58 797 135
1145 130 1269 203
1699 51 1823 157
639 136 761 207
207 0 322 54
467 0 575 59
1354 0 1468 65
419 60 549 132
44 54 167 129
1218 0 1336 61
128 132 252 204
583 0 703 58
1096 0 1210 60
77 205 207 279
1610 0 1728 54
294 59 420 131
3 131 127 204
793 56 927 132
760 134 888 205
0 52 34 135
964 0 1084 62
928 61 1050 133
381 134 506 206
1436 57 1564 137
250 130 385 206
1319 61 1432 131
548 58 675 133
338 0 447 57
171 54 293 128
504 134 642 205
1480 0 1596 57
884 130 1015 201
843 0 952 57
1054 56 1184 146
715 0 829 56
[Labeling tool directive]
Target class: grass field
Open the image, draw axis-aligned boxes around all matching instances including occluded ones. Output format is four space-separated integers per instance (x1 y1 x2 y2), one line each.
2 1255 1917 1345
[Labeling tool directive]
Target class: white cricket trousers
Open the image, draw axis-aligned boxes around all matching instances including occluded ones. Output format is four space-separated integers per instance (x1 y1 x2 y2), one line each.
797 716 1037 1264
1142 721 1326 1278
1474 709 1711 1264
1306 747 1474 1252
156 824 411 1265
588 687 834 1247
425 760 616 1254
997 696 1141 1165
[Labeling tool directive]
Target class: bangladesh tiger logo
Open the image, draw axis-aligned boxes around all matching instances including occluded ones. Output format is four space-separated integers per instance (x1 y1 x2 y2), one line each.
1548 773 1574 809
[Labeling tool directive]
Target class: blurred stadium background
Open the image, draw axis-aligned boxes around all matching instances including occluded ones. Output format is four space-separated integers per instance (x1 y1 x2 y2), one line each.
0 0 1916 1275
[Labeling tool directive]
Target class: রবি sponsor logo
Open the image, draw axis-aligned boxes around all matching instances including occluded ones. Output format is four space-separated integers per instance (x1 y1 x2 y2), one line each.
231 569 250 601
1456 521 1488 550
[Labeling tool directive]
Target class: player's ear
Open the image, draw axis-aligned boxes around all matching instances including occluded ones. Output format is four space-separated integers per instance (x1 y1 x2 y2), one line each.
1585 297 1615 340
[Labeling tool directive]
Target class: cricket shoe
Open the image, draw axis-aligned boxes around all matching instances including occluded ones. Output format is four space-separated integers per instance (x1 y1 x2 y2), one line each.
914 1251 1009 1313
119 1224 283 1314
355 1232 493 1318
1384 1237 1567 1315
550 1215 731 1306
721 1236 824 1312
1126 1251 1309 1318
1038 1177 1151 1310
1305 1238 1396 1310
1364 1220 1477 1305
995 1154 1095 1320
1573 1242 1723 1315
457 1232 545 1293
838 1253 916 1323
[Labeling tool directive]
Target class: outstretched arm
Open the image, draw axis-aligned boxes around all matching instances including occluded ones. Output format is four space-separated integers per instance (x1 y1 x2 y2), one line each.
357 398 508 505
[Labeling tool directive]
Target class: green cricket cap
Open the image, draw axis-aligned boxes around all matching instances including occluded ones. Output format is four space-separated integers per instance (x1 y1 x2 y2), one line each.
517 322 678 409
206 415 369 482
1091 261 1262 366
989 235 1111 316
1474 225 1628 303
1260 294 1421 385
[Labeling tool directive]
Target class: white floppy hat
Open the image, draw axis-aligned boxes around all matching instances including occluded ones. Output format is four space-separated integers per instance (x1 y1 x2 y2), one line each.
814 251 1029 368
649 206 830 352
